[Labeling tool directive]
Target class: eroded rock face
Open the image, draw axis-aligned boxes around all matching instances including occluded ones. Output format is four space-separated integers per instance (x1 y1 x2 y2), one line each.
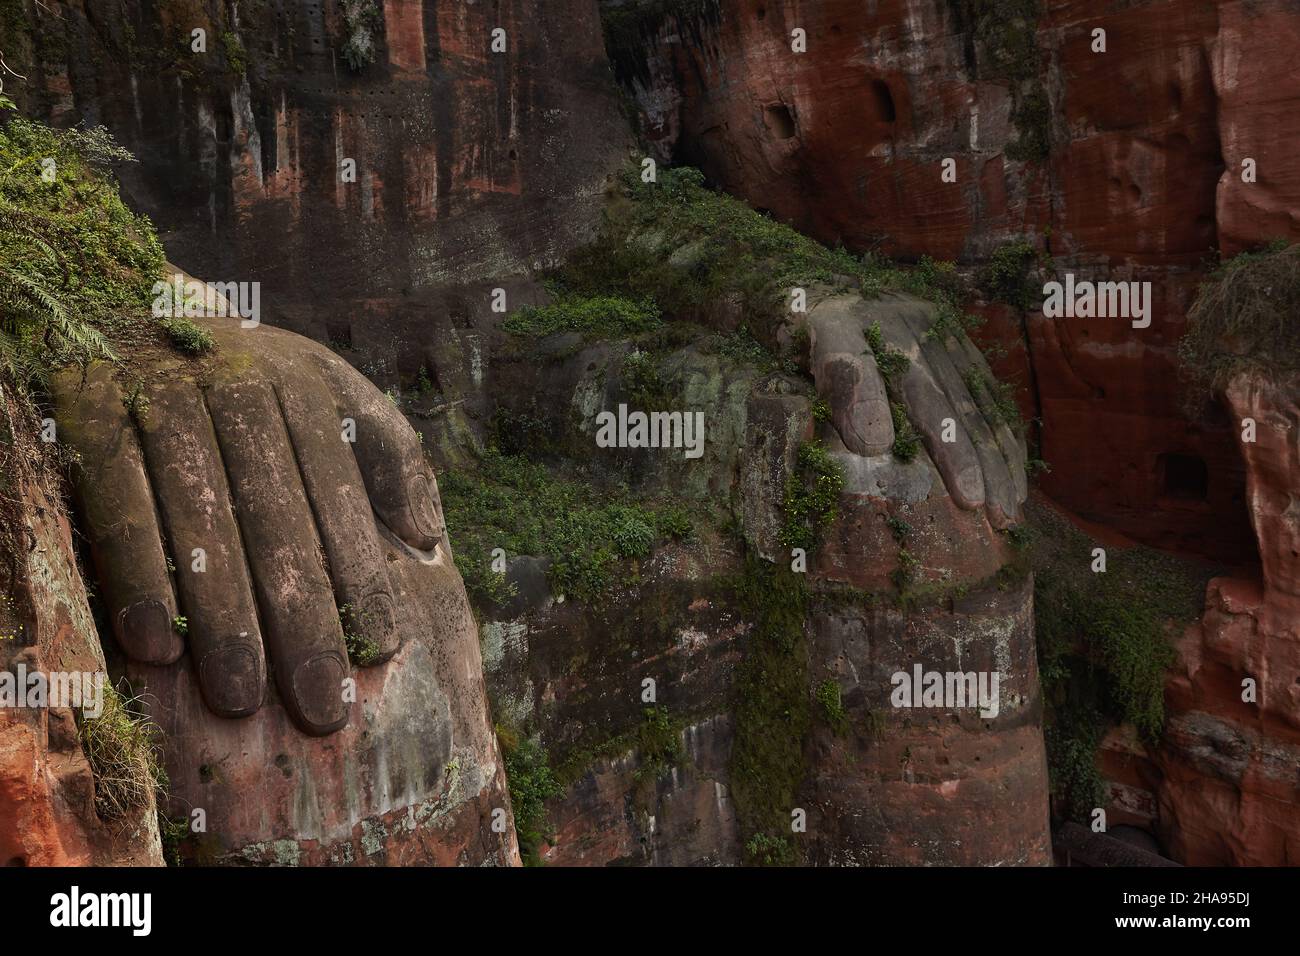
0 385 161 867
804 579 1048 866
477 283 1049 865
10 0 629 348
619 0 1300 563
1148 375 1300 865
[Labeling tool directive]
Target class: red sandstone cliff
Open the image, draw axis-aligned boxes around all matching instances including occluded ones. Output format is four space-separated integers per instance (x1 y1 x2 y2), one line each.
619 0 1300 563
617 0 1300 864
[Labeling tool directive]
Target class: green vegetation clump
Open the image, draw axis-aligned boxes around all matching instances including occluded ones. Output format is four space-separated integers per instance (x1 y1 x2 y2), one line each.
497 726 563 866
891 547 921 592
121 383 149 426
885 514 912 543
338 602 381 666
504 293 660 340
779 441 845 551
976 239 1041 310
620 348 672 410
340 0 381 71
864 321 909 380
729 558 810 865
814 679 847 734
160 316 214 355
440 448 691 606
1180 240 1300 395
220 31 247 75
0 114 165 387
889 402 920 461
77 683 162 821
158 813 190 867
1026 499 1214 821
629 706 685 780
964 366 1025 435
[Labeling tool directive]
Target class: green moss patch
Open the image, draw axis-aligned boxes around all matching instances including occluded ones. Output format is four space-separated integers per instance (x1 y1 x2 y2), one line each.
0 115 165 386
504 293 660 341
778 441 845 552
728 557 810 865
441 448 692 607
1025 499 1216 821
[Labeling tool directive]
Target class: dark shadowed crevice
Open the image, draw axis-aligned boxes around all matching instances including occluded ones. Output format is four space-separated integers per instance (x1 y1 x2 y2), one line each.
764 103 795 140
872 80 896 123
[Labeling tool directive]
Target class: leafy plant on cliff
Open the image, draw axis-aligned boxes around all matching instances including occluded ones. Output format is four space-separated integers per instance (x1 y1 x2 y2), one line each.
77 682 163 821
976 239 1041 310
340 0 381 71
963 366 1026 436
497 726 563 866
729 557 810 866
864 320 910 380
779 440 845 552
1026 498 1214 822
441 447 691 606
889 401 920 462
220 31 247 75
814 679 847 735
0 116 163 386
1180 240 1300 397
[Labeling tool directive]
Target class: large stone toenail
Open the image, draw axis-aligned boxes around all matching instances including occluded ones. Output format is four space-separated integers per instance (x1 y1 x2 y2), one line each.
118 599 182 664
291 653 348 731
199 644 263 716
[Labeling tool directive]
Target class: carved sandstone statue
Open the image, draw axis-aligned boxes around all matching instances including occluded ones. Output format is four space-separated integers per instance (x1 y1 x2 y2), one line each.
51 271 517 865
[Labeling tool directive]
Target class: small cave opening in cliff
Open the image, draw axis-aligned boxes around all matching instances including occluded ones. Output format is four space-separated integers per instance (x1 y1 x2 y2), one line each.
765 104 797 140
1157 452 1209 502
872 80 897 123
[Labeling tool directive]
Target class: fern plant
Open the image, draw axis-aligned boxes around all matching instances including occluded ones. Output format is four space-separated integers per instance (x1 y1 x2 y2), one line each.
0 202 115 384
0 113 162 389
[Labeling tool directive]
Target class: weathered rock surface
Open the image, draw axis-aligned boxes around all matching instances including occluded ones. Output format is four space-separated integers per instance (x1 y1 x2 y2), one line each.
1147 375 1300 865
619 0 1300 563
48 287 517 866
804 579 1049 865
8 0 630 348
0 384 161 866
476 285 1048 864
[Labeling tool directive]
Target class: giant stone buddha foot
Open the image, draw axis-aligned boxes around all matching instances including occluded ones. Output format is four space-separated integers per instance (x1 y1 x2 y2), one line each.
52 273 516 865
